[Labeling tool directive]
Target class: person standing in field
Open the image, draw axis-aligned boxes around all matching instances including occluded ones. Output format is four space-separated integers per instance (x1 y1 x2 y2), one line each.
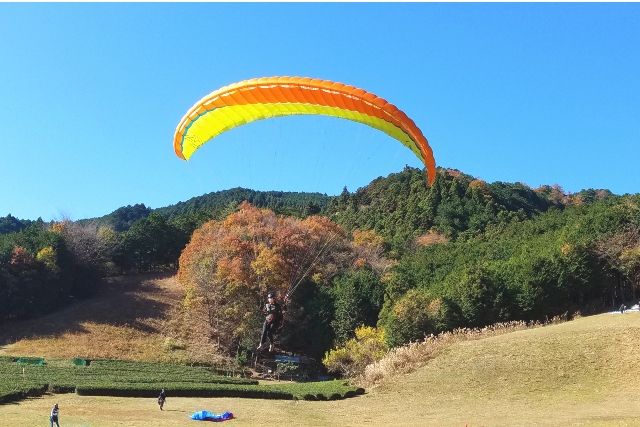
50 403 60 427
158 388 166 410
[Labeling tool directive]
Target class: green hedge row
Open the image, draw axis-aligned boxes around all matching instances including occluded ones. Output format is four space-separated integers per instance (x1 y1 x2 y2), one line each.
88 360 250 378
0 357 363 404
76 383 294 400
274 380 365 400
0 384 48 404
0 361 256 386
75 380 363 401
48 384 76 394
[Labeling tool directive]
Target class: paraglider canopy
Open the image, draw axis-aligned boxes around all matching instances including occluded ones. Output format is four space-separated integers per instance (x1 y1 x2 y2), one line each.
173 76 436 185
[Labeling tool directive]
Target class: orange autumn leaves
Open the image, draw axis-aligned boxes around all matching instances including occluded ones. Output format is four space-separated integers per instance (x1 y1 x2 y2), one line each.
179 201 348 298
177 202 386 351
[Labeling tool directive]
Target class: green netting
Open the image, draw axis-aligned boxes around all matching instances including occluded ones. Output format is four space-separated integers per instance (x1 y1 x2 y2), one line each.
72 358 89 367
16 357 46 366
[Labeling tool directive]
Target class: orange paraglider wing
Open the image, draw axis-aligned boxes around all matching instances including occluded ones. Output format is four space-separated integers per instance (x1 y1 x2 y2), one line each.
173 77 436 184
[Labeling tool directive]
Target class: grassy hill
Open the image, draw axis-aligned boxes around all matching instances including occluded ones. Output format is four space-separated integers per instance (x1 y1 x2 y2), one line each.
0 274 184 362
1 312 640 425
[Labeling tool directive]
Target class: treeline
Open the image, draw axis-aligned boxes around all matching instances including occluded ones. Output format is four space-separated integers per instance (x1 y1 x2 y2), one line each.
154 187 329 220
68 189 333 273
172 193 640 367
2 165 636 364
98 168 615 280
0 223 103 321
378 196 640 347
322 194 639 377
0 214 44 235
82 187 331 234
0 213 192 321
0 186 333 323
328 167 613 254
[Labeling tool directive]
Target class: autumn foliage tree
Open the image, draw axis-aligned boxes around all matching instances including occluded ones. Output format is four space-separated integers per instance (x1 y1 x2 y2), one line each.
177 202 351 355
351 229 394 274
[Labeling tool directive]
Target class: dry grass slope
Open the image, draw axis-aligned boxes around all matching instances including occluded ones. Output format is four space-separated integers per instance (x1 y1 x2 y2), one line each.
2 312 640 426
0 274 185 362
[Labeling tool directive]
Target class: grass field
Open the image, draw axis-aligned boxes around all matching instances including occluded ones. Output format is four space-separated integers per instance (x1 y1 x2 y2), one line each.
2 274 640 425
2 311 640 426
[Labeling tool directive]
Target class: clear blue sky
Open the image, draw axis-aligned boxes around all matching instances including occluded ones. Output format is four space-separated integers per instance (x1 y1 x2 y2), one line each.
1 3 639 221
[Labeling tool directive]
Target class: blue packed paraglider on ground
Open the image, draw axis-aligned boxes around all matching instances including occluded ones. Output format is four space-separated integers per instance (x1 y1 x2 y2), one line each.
190 410 234 422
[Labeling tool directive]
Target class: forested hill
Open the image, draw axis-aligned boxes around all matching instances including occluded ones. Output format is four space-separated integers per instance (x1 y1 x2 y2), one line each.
154 187 330 219
327 167 613 251
0 166 631 338
81 187 331 233
4 168 614 243
96 167 614 241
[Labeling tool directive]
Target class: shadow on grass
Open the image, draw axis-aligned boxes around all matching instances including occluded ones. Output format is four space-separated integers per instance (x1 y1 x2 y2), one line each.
0 392 53 406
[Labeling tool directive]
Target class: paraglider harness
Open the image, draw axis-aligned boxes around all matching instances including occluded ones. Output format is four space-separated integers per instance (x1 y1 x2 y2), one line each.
258 293 284 351
264 299 284 331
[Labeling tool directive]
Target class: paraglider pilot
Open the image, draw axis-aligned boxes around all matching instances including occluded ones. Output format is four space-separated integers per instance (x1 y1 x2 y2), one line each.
257 292 283 352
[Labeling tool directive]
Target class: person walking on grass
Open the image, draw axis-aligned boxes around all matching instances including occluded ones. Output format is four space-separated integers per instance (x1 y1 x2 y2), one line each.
50 403 60 427
158 388 166 410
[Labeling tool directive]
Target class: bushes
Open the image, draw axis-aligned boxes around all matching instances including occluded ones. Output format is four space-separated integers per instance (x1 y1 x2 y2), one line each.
0 384 48 404
0 360 52 403
383 291 453 348
48 384 76 394
0 357 362 403
76 383 294 399
275 380 364 400
79 360 257 385
323 326 388 377
76 380 362 401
